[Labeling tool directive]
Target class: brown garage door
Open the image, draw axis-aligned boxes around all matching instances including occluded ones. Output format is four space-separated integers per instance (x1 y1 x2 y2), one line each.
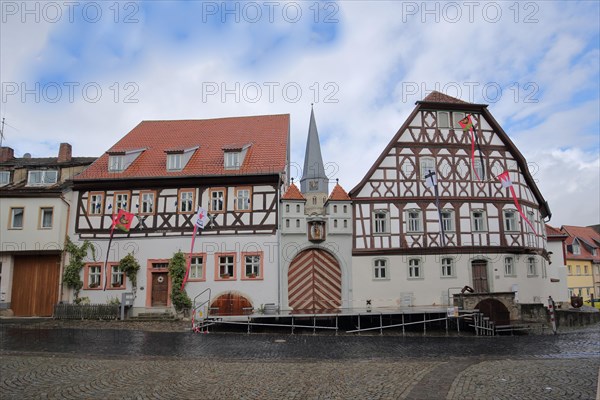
12 255 61 316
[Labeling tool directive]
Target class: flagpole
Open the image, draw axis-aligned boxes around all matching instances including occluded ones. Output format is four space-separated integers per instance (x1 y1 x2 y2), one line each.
509 186 537 234
103 225 115 291
433 182 446 246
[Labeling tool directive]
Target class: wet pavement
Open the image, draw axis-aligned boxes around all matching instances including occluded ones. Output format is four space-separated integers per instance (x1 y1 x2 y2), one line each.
1 320 599 399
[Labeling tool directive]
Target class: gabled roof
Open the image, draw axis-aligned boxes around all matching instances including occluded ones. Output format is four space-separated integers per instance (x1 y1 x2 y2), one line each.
328 183 351 201
75 114 289 181
545 224 567 241
282 183 305 201
349 92 551 219
561 225 600 261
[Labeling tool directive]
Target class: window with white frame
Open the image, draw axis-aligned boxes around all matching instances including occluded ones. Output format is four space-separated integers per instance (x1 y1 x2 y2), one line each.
179 190 194 213
167 153 183 171
568 265 572 275
373 210 389 234
218 255 234 278
189 256 204 279
334 219 338 228
285 204 290 212
27 170 58 186
576 265 581 275
9 207 24 229
141 192 155 214
224 152 240 169
296 204 300 212
89 193 104 215
441 258 454 277
503 210 519 232
420 157 436 180
471 210 487 232
453 112 466 129
88 265 101 288
0 171 10 186
285 219 290 228
40 207 53 229
406 209 422 233
108 155 124 172
343 205 347 213
373 259 388 279
441 210 454 232
437 111 450 128
504 257 515 276
114 193 129 211
473 158 484 180
572 241 580 255
210 189 225 212
333 205 338 213
408 258 422 278
344 220 348 228
584 265 588 275
244 255 260 278
526 211 535 232
111 265 124 287
527 257 537 276
296 219 300 228
235 188 251 211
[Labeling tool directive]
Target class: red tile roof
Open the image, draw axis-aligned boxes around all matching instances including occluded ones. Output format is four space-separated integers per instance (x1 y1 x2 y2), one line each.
328 183 351 201
75 114 289 180
545 224 567 238
421 91 471 104
282 184 305 200
561 225 600 262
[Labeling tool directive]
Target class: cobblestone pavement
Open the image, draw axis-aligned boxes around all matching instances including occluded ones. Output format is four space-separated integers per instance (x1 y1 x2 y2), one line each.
1 321 599 399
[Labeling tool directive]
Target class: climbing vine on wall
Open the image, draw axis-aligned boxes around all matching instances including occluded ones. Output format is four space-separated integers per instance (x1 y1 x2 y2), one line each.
63 236 96 300
168 250 192 312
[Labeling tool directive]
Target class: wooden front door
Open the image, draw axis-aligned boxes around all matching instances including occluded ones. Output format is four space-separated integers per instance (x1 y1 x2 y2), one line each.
12 255 60 316
288 249 342 313
210 293 252 316
472 261 489 293
151 272 169 307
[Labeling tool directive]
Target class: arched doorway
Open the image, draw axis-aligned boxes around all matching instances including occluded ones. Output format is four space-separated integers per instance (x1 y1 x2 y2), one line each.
288 249 342 313
210 292 252 316
471 260 489 293
475 298 510 326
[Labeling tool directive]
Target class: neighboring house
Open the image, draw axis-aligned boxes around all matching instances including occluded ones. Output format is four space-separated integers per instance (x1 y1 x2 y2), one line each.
349 91 553 308
70 115 289 315
561 225 600 299
544 224 569 303
279 108 353 312
0 144 95 316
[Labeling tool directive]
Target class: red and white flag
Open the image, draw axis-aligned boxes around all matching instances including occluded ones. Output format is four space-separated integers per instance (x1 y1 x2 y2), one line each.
182 207 206 290
497 170 536 234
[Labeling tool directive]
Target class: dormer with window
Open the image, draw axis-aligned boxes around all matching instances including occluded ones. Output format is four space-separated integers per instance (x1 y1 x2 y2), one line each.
572 239 580 255
165 146 198 172
107 148 146 173
27 170 58 186
223 143 252 170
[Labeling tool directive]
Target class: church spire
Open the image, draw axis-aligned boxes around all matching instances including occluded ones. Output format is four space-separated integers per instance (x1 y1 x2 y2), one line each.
300 106 329 195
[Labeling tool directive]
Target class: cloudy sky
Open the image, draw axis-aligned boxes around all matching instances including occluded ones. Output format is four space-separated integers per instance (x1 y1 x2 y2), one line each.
1 1 598 227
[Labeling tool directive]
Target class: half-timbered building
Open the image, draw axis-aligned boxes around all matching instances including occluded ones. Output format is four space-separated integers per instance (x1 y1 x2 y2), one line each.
349 92 553 308
71 115 289 315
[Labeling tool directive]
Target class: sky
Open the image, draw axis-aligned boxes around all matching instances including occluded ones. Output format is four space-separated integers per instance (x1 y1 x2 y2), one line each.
1 0 599 227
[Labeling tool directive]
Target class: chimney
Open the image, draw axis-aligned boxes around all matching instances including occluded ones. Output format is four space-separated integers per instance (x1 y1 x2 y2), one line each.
0 147 14 162
58 143 72 162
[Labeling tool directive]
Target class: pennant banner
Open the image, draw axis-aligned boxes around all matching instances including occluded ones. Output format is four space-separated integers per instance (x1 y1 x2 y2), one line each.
497 170 536 234
459 114 485 181
181 207 207 291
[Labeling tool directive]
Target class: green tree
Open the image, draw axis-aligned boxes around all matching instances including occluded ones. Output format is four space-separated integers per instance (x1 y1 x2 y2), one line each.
168 251 192 311
63 236 96 300
118 253 141 288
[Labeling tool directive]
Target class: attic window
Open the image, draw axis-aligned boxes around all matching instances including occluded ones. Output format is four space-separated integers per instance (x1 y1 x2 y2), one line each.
225 152 241 169
27 170 58 186
572 240 580 255
109 155 125 172
167 154 183 171
0 171 10 186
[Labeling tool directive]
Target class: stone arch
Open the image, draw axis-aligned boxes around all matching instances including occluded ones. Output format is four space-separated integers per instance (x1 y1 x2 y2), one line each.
475 298 510 326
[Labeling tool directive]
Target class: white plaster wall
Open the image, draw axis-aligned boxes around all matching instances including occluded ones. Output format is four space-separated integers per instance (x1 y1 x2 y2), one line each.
0 254 14 308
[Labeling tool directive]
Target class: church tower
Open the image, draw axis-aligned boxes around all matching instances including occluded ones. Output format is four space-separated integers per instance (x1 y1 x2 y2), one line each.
300 107 329 215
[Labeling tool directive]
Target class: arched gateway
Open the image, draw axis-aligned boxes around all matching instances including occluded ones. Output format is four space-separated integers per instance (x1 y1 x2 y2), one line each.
288 249 342 313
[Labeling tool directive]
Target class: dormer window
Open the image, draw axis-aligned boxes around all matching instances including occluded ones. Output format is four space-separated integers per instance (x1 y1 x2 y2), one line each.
108 155 125 172
572 240 580 255
0 171 10 186
225 151 240 169
27 170 58 186
167 154 183 171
